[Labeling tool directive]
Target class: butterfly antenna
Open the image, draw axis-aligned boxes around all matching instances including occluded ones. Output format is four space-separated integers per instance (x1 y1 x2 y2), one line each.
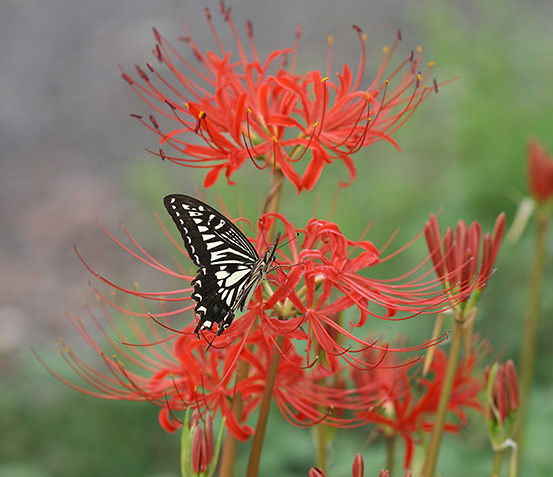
205 331 218 353
278 232 299 251
258 218 269 247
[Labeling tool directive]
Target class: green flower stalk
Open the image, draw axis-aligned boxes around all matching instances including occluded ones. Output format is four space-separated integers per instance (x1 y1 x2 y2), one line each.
516 138 553 465
422 213 505 477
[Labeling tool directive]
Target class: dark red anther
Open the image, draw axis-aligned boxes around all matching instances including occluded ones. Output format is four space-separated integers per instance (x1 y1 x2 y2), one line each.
204 7 211 20
121 73 134 85
159 149 166 161
164 99 177 110
154 45 163 62
194 112 206 134
433 78 439 93
295 24 302 40
150 115 159 129
397 29 402 41
152 27 162 43
352 25 362 34
408 50 414 61
147 62 155 72
130 114 143 119
135 65 148 81
220 1 232 20
223 6 232 21
246 20 253 37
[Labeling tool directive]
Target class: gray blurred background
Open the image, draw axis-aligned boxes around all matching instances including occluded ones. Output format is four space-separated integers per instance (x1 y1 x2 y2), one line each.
2 0 553 475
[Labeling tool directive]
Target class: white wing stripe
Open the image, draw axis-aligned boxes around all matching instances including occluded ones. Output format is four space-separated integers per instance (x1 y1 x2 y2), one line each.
225 268 250 286
206 240 224 250
211 248 253 262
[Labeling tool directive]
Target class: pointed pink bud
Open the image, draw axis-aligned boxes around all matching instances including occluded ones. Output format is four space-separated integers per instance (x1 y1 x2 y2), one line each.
190 412 214 474
352 453 364 477
493 371 509 423
191 426 205 473
309 467 326 477
504 360 520 413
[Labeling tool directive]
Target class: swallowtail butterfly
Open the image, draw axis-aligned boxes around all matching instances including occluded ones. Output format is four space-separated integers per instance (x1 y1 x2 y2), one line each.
164 194 280 341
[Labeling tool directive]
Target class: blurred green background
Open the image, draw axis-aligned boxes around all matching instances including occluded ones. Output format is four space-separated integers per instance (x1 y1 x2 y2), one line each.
1 0 552 475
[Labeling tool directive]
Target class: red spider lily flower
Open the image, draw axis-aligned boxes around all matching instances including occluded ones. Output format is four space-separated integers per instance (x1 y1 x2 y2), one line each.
527 137 553 204
424 212 506 311
39 202 477 439
353 339 488 469
68 207 455 374
38 304 388 442
122 3 439 191
484 360 519 448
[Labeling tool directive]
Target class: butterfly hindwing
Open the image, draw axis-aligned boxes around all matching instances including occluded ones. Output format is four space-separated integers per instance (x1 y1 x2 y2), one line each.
163 194 279 339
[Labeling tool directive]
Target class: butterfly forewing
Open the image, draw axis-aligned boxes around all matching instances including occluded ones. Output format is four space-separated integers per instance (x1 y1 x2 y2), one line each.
163 194 279 339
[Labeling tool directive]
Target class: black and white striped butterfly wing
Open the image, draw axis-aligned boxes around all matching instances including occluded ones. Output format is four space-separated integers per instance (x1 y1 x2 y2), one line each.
164 194 262 336
234 236 280 312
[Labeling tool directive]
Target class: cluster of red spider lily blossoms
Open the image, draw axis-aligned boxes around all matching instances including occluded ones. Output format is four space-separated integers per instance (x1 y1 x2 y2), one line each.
39 208 492 441
40 3 511 475
309 334 489 475
122 3 438 192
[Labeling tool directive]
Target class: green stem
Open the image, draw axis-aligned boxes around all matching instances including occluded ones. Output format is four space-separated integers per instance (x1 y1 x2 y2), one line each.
508 440 518 477
315 423 328 471
246 334 285 477
491 448 504 477
263 169 285 238
219 168 286 476
219 359 249 477
516 213 549 465
422 318 465 477
386 434 396 477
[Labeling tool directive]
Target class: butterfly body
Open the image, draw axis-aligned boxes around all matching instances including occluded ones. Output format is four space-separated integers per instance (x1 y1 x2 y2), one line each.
164 194 280 338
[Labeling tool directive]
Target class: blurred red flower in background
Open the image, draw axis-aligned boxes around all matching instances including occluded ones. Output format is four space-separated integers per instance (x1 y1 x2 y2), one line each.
352 339 489 468
527 137 553 204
